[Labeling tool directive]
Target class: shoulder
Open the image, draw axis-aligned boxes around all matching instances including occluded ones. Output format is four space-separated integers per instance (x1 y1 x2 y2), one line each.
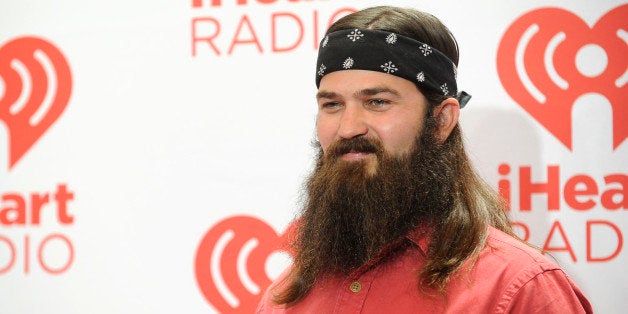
475 226 592 313
483 226 551 266
256 267 291 314
462 226 562 294
477 226 566 294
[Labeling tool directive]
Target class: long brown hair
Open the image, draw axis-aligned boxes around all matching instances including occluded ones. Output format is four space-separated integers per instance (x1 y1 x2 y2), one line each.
274 6 516 304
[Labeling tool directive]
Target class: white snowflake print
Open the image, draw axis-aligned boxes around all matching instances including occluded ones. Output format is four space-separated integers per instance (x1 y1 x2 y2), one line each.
440 83 449 95
347 29 364 42
419 43 432 56
385 33 397 44
416 71 425 82
342 57 354 69
380 61 398 74
318 64 327 76
321 35 329 48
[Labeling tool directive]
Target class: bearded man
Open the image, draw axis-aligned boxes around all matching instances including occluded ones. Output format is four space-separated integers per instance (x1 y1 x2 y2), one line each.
257 6 592 313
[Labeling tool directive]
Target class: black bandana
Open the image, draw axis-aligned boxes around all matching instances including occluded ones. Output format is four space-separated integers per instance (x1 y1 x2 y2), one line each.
316 28 471 107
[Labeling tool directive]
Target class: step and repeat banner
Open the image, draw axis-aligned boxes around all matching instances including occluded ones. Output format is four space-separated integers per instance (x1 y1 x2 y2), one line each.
1 0 626 313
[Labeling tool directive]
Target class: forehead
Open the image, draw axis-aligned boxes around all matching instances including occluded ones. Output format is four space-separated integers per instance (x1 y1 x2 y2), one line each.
317 70 423 97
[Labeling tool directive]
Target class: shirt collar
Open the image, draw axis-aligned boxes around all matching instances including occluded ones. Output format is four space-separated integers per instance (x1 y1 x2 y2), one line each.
406 226 432 256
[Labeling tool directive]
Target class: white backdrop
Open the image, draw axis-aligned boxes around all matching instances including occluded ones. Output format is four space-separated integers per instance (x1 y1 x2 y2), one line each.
0 0 626 313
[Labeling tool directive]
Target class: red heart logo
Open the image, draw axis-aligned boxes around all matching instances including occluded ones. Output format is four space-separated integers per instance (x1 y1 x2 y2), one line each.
195 215 294 313
497 5 628 150
0 36 72 169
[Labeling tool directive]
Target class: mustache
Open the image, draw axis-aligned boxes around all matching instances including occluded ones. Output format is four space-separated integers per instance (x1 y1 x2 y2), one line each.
327 137 383 159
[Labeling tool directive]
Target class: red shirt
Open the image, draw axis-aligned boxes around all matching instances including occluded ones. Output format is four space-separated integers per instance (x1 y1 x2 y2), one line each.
257 226 592 313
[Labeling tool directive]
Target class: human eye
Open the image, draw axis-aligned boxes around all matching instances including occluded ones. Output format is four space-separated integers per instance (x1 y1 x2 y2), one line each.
366 98 391 110
319 101 342 112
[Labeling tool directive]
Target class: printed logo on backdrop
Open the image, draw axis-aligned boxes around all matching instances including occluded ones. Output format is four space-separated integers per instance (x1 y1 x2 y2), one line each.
190 0 357 56
190 0 359 311
193 3 628 312
496 5 627 263
195 215 293 313
0 36 75 276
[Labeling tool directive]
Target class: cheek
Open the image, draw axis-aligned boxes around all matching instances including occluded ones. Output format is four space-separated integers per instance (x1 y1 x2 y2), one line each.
316 117 336 153
376 119 423 154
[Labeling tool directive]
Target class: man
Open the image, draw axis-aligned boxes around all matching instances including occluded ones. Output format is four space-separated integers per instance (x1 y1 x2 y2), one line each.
257 6 592 313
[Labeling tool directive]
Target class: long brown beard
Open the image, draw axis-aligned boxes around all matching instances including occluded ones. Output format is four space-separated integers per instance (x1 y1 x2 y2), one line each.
291 118 454 282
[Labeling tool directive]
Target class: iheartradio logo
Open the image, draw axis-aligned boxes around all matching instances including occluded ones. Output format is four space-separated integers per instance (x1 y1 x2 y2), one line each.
195 216 293 313
0 36 72 169
497 5 628 150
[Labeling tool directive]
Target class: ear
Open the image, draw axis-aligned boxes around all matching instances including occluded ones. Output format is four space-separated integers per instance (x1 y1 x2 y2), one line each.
432 97 460 143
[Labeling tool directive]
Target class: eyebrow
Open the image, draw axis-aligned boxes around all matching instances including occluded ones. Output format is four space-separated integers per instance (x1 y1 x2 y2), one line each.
316 86 401 100
355 87 401 98
316 90 338 100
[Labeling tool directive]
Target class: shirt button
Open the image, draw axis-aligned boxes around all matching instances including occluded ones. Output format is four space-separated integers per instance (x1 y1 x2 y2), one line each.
349 281 362 293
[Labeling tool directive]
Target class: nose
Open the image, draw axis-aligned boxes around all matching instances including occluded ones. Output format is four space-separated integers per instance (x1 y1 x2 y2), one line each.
337 104 368 139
